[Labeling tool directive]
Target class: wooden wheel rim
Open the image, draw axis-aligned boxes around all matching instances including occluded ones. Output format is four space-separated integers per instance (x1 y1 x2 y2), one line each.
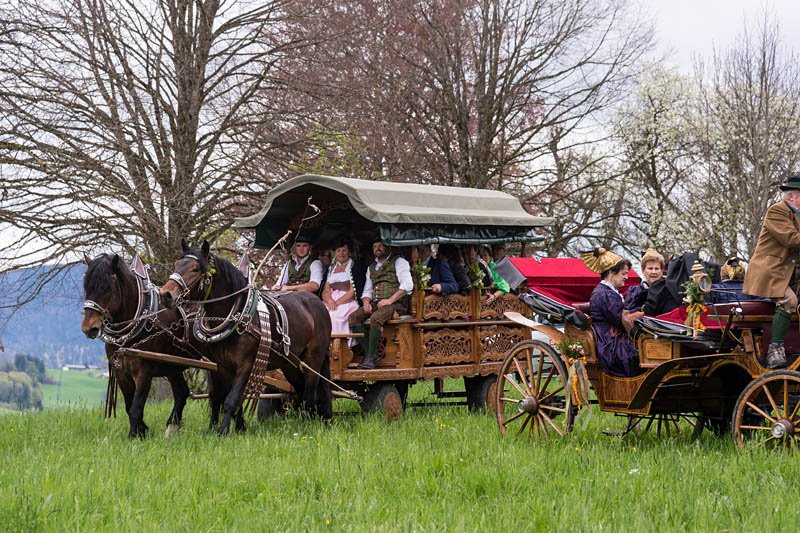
495 340 573 439
733 370 800 450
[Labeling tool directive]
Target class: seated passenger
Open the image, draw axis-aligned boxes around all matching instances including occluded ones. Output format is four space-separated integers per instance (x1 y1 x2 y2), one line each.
643 252 700 316
480 245 510 304
439 244 471 295
425 245 459 295
710 257 763 304
271 234 324 293
581 248 644 377
624 248 665 312
321 240 361 339
465 245 493 288
348 239 413 369
316 248 333 298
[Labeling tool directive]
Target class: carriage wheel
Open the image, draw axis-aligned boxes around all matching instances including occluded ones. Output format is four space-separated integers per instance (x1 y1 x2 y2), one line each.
465 375 498 413
495 340 573 439
626 413 705 440
732 370 800 449
362 383 404 421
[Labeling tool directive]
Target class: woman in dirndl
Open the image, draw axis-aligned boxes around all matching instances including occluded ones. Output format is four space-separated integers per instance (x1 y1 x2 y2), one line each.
322 240 360 340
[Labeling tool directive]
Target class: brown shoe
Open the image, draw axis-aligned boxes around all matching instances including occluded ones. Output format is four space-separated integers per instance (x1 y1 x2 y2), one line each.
357 353 380 370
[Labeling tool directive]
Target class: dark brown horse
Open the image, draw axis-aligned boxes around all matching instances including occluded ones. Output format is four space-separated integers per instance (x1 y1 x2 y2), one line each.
81 253 196 439
159 240 332 435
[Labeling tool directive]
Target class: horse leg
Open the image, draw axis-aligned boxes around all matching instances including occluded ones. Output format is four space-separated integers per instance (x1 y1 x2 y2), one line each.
165 371 190 436
207 371 229 431
129 370 153 439
218 361 253 435
315 350 333 420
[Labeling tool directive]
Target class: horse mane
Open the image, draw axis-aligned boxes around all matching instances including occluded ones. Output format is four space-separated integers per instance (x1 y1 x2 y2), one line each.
211 253 248 292
84 253 132 294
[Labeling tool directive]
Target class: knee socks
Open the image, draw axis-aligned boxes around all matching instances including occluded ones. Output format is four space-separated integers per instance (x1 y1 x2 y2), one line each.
366 327 382 357
351 324 368 352
771 308 791 344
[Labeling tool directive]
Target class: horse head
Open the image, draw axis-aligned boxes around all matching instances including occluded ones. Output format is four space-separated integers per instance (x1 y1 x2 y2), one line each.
160 239 214 308
82 253 133 339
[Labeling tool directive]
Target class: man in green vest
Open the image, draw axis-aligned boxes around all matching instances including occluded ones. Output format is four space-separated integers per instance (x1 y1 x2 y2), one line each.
348 238 414 369
271 234 324 293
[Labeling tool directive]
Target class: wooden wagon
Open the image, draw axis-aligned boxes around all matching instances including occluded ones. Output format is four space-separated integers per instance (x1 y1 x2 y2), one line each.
493 258 800 449
233 174 552 419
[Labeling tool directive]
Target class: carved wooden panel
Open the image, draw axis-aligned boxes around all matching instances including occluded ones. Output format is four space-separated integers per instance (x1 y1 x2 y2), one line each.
422 329 473 365
480 294 526 319
422 293 471 321
479 325 528 361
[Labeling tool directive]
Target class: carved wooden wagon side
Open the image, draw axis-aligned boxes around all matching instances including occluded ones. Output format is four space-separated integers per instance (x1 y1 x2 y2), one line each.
493 259 800 449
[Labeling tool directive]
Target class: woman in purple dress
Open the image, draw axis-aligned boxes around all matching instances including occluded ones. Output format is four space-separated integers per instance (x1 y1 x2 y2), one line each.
581 248 644 377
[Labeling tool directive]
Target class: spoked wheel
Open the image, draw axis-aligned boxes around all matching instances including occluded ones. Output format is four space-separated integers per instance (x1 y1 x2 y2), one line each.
732 370 800 450
495 340 573 439
626 413 705 440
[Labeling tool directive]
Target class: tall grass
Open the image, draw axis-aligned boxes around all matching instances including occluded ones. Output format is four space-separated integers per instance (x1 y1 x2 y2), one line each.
1 381 799 531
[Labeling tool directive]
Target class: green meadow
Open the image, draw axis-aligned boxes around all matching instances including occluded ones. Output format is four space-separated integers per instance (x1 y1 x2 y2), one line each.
39 369 107 409
1 380 799 532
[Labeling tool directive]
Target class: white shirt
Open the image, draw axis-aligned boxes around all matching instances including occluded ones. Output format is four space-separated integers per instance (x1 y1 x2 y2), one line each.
277 256 324 287
362 256 413 300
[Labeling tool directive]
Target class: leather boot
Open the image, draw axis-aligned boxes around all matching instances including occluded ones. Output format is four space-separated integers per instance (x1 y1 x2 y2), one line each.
357 353 380 370
766 342 787 369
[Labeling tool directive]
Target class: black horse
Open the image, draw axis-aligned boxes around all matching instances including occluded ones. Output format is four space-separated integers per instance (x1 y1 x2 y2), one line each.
81 253 196 439
159 240 333 435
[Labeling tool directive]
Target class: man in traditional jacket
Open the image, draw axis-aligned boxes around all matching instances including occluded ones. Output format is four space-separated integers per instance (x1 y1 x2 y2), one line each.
743 175 800 368
271 234 324 293
348 239 413 369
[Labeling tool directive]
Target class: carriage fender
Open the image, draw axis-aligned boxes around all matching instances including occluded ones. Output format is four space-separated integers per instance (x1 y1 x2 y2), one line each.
503 312 565 344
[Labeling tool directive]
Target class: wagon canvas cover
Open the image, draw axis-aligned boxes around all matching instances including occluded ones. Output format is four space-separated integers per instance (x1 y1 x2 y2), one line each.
235 174 553 247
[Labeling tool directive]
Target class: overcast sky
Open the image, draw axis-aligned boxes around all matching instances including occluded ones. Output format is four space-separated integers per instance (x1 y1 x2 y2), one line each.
641 0 800 72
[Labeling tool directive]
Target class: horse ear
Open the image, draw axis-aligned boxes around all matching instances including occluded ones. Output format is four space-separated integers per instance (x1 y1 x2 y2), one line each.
201 240 210 258
181 238 189 253
83 253 92 266
111 254 120 272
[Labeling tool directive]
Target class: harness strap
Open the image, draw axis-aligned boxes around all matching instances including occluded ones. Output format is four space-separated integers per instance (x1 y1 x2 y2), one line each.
242 302 273 415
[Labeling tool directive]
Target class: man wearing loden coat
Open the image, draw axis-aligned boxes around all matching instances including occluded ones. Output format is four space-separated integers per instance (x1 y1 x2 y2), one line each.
743 174 800 368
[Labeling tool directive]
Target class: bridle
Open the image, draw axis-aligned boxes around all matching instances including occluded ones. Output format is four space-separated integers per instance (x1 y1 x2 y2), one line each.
168 254 215 301
83 267 158 346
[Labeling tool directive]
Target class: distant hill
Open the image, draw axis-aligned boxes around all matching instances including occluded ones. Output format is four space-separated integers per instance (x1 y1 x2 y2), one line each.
0 264 106 368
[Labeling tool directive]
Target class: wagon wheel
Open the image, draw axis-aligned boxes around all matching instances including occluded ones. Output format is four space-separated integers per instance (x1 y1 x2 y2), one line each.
495 340 573 438
732 370 800 449
465 375 498 414
626 413 705 440
361 383 404 421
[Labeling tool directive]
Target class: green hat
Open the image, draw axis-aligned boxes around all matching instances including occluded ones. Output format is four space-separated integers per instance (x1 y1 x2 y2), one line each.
779 175 800 191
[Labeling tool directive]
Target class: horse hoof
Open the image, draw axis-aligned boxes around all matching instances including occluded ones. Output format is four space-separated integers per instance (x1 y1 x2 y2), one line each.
165 424 181 438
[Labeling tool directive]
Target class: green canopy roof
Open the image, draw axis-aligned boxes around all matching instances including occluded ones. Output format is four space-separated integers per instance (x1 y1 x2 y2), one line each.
235 174 552 248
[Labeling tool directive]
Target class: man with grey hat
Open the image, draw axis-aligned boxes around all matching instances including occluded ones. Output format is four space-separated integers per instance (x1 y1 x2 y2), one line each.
271 234 324 293
743 174 800 368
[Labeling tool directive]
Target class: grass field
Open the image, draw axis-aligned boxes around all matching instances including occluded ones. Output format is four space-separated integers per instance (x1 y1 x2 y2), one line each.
1 379 800 531
40 369 107 409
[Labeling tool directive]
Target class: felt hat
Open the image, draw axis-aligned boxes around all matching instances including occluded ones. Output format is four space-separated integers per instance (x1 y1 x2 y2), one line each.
293 232 313 245
641 248 665 267
580 247 623 274
779 175 800 191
